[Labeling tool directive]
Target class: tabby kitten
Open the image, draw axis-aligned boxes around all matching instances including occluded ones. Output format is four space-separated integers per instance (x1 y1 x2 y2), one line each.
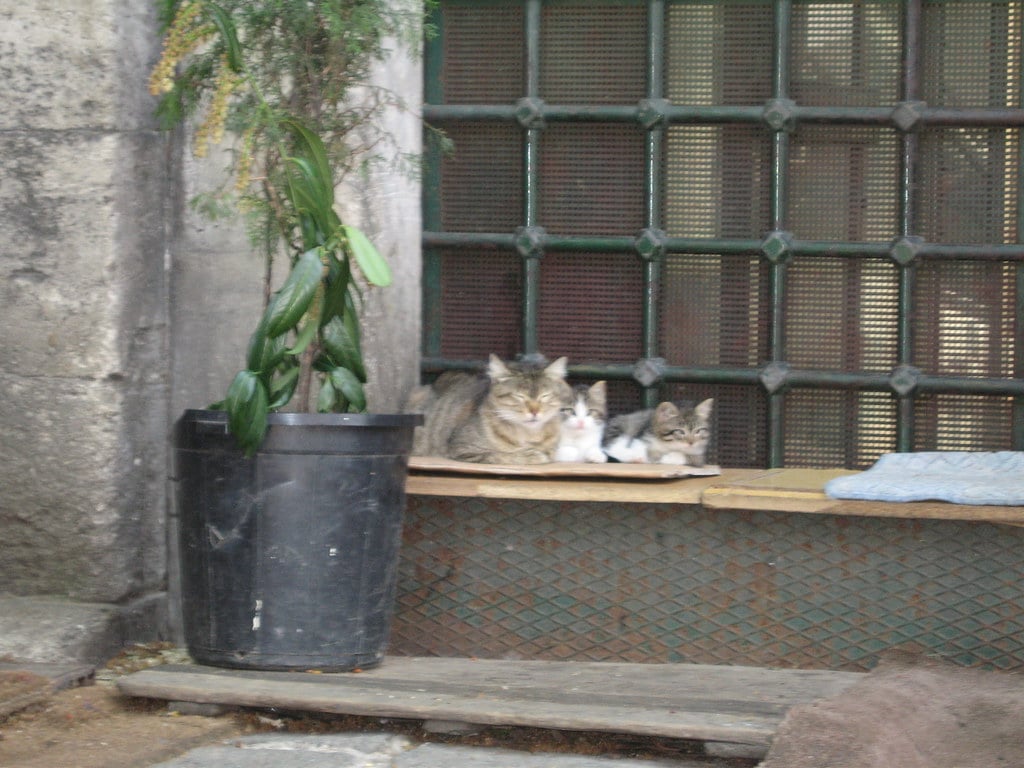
555 381 608 463
407 354 572 464
602 398 714 466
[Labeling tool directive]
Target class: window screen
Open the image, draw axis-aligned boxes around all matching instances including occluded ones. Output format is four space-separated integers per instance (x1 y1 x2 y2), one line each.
423 0 1024 469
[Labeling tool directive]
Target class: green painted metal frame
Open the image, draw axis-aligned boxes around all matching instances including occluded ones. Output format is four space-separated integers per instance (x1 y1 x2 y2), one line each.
421 0 1024 465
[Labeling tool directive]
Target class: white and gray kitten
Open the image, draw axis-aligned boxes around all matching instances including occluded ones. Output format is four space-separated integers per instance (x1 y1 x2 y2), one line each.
555 381 608 463
603 398 713 466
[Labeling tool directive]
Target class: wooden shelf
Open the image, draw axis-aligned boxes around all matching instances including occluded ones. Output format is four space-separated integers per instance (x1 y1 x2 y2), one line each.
406 461 1024 525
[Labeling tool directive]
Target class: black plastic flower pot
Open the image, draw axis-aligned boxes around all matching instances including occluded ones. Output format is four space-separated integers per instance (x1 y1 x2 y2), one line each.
172 409 422 672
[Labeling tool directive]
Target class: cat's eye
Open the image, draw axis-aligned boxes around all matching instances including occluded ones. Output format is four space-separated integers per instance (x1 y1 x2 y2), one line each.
588 409 602 418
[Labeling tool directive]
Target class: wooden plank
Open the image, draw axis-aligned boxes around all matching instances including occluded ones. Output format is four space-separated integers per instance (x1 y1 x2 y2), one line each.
117 657 863 748
0 663 95 718
701 468 1024 524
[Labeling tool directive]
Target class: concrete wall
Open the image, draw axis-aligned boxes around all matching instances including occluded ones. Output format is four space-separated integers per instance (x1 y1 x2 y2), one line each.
0 1 169 605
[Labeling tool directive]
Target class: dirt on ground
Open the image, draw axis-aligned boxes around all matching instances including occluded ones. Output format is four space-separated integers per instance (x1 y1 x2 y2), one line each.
0 644 753 768
760 651 1024 768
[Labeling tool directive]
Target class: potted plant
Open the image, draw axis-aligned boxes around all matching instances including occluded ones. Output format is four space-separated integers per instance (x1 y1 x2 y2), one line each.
151 0 423 671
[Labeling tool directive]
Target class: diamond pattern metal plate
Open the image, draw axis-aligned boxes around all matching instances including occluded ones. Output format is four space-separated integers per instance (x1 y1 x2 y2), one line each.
390 497 1024 671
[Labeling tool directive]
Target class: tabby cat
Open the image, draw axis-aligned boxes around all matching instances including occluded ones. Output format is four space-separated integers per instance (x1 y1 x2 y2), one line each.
555 381 608 463
602 398 714 466
407 354 572 464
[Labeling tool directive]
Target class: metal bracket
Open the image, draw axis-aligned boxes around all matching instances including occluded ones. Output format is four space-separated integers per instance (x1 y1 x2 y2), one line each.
760 361 791 394
514 226 547 259
515 97 546 129
633 357 666 387
637 98 671 129
891 100 927 132
635 228 668 262
763 99 797 132
890 235 925 266
762 230 794 265
890 364 922 396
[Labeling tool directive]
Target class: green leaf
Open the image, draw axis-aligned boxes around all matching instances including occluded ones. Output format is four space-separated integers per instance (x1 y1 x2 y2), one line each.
343 288 362 358
265 248 323 337
316 378 337 412
330 367 367 411
285 315 320 356
320 254 350 325
246 317 286 374
224 370 269 456
283 119 334 202
204 3 244 73
268 364 300 409
321 315 365 381
343 225 392 287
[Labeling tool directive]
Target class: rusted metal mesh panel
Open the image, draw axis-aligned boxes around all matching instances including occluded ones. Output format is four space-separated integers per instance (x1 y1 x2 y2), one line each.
537 252 645 364
441 5 524 104
438 249 523 360
922 0 1021 110
783 389 898 468
540 3 647 104
539 125 646 236
914 261 1018 378
917 129 1019 244
785 257 899 373
909 260 1019 452
913 394 1018 452
790 127 900 242
664 126 773 239
392 497 1024 671
790 2 902 106
659 254 770 368
439 123 523 233
667 2 774 106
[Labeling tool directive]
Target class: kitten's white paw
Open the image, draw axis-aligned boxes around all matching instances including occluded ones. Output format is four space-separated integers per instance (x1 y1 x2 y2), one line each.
555 446 581 462
604 436 649 463
583 448 608 463
658 452 687 465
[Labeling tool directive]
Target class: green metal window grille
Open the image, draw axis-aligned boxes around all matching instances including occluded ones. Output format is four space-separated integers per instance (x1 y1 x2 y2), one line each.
421 0 1024 469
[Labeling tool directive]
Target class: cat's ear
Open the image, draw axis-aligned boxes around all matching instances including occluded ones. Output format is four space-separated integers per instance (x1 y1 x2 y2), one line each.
487 354 512 380
655 401 679 419
695 398 714 419
589 381 607 403
545 356 569 379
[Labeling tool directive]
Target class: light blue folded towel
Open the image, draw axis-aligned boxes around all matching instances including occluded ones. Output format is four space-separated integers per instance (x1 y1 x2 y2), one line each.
824 451 1024 506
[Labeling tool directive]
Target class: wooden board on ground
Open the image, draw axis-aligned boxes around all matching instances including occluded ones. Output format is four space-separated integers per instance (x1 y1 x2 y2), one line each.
117 656 863 750
0 662 95 718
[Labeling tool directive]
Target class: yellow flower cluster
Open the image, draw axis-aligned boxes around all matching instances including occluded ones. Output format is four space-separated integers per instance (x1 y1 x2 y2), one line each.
147 1 212 96
234 126 257 194
193 55 242 158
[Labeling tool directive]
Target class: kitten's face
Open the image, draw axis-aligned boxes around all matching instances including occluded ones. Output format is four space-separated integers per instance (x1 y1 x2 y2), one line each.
561 382 607 434
650 398 713 459
487 355 571 429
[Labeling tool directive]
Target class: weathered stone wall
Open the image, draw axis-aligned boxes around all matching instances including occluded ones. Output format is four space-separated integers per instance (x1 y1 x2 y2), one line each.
0 1 169 603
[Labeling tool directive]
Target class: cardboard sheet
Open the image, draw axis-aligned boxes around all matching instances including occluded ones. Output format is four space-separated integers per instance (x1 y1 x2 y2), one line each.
408 456 722 479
